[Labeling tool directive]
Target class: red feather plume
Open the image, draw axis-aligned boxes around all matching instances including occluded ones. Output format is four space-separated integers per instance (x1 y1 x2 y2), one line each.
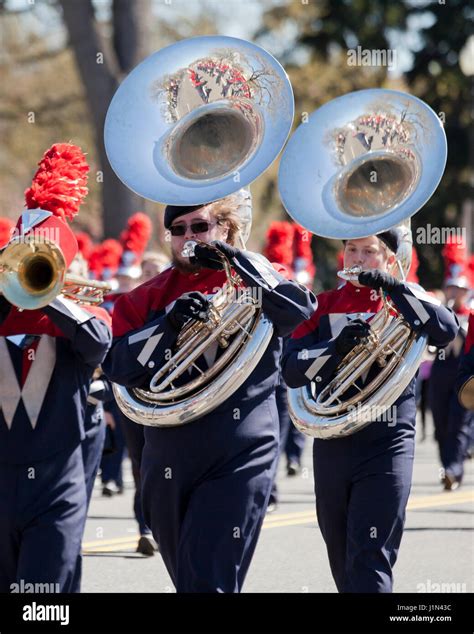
101 239 123 269
442 235 467 267
406 246 419 283
88 239 123 280
119 212 152 256
468 255 474 288
75 231 93 260
24 143 89 222
263 221 294 267
336 249 344 272
293 224 313 260
0 217 14 248
88 245 104 279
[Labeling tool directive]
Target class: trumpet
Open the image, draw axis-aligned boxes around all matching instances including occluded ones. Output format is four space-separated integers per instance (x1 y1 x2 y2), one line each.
0 238 111 310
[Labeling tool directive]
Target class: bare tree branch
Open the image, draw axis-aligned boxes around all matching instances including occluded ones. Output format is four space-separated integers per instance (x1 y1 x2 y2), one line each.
58 0 143 238
112 0 152 73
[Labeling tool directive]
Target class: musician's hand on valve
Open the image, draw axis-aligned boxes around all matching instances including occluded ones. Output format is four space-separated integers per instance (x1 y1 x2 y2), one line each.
191 241 239 271
167 291 210 330
334 319 371 356
358 270 400 293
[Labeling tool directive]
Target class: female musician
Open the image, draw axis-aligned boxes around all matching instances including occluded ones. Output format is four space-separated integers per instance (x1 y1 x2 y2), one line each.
282 230 459 592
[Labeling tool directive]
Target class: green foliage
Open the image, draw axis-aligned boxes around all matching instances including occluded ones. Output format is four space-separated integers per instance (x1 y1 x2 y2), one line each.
254 0 472 290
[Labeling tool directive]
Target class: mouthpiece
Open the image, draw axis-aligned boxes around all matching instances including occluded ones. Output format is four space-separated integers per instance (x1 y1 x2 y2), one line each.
337 265 362 282
181 241 197 258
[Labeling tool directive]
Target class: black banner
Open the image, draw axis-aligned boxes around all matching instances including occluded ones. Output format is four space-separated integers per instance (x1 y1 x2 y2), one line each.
0 592 472 633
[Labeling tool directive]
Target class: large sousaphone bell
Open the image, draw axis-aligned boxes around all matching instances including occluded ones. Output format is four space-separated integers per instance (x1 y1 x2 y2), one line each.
278 88 447 438
105 36 294 426
105 35 294 206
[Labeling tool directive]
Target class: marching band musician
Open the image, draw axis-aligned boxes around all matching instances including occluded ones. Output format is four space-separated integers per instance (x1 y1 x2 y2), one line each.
429 245 473 491
103 192 316 592
282 229 459 593
103 214 158 556
456 311 474 438
0 144 112 593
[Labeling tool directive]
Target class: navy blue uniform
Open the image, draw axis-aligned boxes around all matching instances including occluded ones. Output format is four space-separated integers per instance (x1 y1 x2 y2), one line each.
104 250 316 592
100 293 127 493
0 295 111 592
457 312 474 394
456 312 474 455
282 281 458 592
83 375 113 502
429 308 473 484
71 374 114 593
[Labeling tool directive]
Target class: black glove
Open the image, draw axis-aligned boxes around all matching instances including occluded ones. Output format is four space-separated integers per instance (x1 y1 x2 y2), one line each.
0 295 12 324
358 270 400 293
191 240 239 271
167 291 210 330
334 318 370 356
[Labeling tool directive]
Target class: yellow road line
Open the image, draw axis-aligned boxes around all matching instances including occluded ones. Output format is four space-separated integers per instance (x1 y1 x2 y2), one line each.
83 534 142 547
82 489 473 551
83 540 139 553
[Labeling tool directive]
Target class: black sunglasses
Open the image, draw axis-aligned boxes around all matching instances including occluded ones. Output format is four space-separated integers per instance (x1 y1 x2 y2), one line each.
169 220 218 237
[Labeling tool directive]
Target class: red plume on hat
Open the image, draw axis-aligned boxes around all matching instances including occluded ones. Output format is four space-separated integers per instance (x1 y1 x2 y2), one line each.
0 217 14 248
293 224 315 286
442 235 470 289
263 221 294 268
24 143 89 221
98 239 123 281
406 246 420 284
468 255 474 288
75 231 93 261
88 244 103 280
19 143 89 268
118 212 152 278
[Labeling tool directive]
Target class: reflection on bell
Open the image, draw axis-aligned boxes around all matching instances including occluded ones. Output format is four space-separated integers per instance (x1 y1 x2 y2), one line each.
278 88 447 239
105 35 294 206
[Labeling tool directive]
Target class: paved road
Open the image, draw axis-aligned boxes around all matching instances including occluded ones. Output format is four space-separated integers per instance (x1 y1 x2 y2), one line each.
81 422 473 593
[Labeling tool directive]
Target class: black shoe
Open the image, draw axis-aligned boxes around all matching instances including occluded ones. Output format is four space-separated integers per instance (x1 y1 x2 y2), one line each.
102 481 120 497
136 535 157 556
266 501 277 514
444 473 461 491
287 461 300 477
266 502 277 514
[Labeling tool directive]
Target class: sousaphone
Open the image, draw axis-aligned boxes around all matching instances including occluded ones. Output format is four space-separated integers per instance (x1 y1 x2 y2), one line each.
105 35 294 206
104 36 294 426
278 88 447 438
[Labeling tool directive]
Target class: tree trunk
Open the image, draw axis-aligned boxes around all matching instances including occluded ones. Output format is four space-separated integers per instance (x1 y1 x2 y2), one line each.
59 0 144 238
112 0 152 73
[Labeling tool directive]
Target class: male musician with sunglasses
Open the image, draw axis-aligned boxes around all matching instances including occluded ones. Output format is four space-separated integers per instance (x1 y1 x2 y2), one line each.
103 192 316 593
282 229 458 593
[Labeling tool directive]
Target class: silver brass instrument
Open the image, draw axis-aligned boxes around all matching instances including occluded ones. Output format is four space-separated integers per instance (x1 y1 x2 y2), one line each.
112 241 274 426
0 238 111 310
106 36 294 426
105 35 294 206
278 88 447 438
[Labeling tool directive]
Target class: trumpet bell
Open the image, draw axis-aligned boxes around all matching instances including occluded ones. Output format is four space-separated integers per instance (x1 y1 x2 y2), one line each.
104 35 294 205
278 89 447 239
0 240 66 310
